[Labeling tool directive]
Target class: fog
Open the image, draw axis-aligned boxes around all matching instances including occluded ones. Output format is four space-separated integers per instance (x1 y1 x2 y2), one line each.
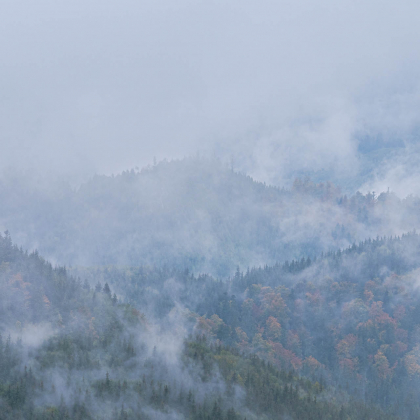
3 2 420 419
2 0 420 191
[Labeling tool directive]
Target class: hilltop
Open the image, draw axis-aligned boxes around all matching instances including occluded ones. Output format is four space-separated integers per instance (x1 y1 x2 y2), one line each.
1 157 420 275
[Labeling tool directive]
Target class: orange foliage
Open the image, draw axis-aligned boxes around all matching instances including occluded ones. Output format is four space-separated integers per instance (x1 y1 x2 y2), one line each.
305 291 323 307
373 350 393 380
339 357 358 372
260 287 287 319
272 342 303 371
368 301 397 329
336 334 358 358
196 314 224 337
304 356 323 375
235 327 249 351
7 272 31 308
266 316 281 341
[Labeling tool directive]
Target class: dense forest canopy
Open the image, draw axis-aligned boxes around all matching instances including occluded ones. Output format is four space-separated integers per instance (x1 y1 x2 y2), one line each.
0 232 402 420
2 212 420 418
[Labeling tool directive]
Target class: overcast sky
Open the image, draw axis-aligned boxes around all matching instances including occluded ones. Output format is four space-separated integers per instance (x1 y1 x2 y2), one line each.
1 0 420 190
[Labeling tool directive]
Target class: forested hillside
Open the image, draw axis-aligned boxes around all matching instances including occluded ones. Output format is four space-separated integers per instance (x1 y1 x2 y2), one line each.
3 161 420 419
0 232 403 419
1 158 420 276
73 232 420 419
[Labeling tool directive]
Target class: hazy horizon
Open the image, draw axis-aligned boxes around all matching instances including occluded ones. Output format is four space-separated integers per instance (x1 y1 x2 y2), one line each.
2 0 420 195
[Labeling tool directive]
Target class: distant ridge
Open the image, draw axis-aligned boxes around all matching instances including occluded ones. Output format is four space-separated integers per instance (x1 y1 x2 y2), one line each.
0 157 419 276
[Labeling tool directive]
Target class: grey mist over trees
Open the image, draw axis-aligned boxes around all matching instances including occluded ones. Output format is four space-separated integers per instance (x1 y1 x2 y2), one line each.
1 157 420 276
3 1 420 419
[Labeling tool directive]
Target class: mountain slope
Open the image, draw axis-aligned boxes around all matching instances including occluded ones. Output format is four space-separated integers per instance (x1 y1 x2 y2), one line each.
77 232 420 418
2 158 420 276
0 234 398 419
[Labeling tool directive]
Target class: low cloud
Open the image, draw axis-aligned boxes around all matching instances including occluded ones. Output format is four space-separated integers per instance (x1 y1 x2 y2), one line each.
1 0 420 190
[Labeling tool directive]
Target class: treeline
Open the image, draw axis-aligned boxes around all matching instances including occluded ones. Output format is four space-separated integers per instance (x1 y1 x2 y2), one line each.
74 232 420 418
2 157 420 276
1 233 400 419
